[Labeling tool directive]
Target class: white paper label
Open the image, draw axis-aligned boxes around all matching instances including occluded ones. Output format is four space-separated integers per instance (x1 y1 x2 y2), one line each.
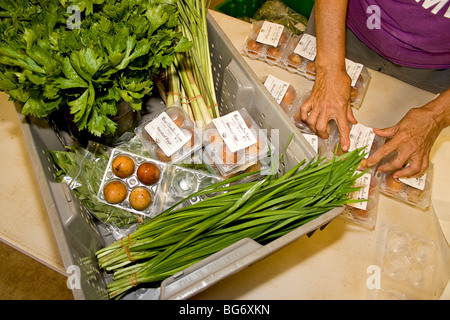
399 173 427 191
256 21 285 47
144 112 190 157
302 133 319 153
212 111 258 153
263 74 290 104
294 33 317 61
345 58 363 87
348 123 375 159
349 172 371 210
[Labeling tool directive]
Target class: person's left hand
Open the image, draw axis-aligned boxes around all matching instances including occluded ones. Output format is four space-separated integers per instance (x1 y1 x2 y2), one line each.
366 106 443 178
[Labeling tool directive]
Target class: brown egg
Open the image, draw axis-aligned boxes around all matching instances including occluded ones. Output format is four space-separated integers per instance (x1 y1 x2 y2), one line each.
359 158 368 170
111 155 135 178
166 108 185 127
287 53 302 67
282 85 296 106
246 39 263 55
306 61 316 75
279 32 289 45
143 129 155 144
350 87 359 103
129 187 152 211
103 180 128 204
405 185 425 203
222 145 238 165
385 173 404 193
137 162 161 185
208 129 223 144
267 46 282 61
246 140 261 156
155 147 172 162
351 207 370 220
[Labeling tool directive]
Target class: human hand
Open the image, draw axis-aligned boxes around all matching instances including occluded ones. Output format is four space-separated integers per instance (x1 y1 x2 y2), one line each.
299 67 357 151
366 106 444 178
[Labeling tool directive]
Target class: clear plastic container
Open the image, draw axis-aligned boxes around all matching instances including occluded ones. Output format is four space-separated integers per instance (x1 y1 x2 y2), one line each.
380 227 438 293
341 171 379 230
378 162 433 210
135 106 202 164
280 33 316 80
97 148 168 217
202 108 270 177
158 166 223 212
261 74 301 114
242 20 292 66
349 65 371 110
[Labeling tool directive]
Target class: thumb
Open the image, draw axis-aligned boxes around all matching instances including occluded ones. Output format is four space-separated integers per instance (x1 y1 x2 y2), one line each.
373 125 398 138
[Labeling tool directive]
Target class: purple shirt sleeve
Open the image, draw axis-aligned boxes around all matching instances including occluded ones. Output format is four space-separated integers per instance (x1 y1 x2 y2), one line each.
346 0 450 69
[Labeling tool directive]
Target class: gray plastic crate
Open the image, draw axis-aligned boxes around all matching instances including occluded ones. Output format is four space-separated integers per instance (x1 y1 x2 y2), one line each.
15 13 342 300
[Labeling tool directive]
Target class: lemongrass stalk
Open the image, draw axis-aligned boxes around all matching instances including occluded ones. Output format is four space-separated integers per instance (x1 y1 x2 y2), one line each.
199 0 219 117
182 55 213 125
166 63 180 107
180 85 195 122
174 54 206 127
177 0 219 118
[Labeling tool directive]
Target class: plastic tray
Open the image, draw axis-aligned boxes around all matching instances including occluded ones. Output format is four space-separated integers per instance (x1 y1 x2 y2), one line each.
15 13 343 300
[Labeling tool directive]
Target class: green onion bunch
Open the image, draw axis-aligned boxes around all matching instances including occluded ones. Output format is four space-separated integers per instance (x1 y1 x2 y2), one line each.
96 147 367 299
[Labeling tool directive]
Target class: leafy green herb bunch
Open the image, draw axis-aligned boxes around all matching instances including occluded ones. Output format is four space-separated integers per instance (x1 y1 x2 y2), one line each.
0 0 191 137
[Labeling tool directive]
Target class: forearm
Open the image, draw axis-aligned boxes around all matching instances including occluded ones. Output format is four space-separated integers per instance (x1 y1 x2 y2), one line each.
422 89 450 130
315 0 349 71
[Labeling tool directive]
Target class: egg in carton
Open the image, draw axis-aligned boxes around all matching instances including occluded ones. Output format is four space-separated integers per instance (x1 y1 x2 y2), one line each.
280 33 317 80
342 171 380 230
378 161 433 210
261 74 300 114
202 108 270 177
97 149 168 217
242 20 292 66
135 106 202 164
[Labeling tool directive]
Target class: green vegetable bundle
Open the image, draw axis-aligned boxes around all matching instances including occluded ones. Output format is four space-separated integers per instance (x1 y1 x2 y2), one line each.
0 0 191 137
96 147 367 299
50 140 148 228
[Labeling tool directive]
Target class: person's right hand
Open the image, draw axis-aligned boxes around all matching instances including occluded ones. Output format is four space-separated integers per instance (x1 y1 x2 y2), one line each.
299 67 357 151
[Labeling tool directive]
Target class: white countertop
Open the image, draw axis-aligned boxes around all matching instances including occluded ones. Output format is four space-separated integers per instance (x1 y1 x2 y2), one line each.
0 9 448 300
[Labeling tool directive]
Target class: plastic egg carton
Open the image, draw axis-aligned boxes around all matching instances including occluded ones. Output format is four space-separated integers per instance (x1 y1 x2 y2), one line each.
379 227 438 296
287 90 312 133
341 171 379 230
261 74 302 114
242 20 293 66
97 148 168 217
377 164 433 210
135 106 202 164
157 165 223 212
202 108 270 177
349 65 371 110
280 33 317 80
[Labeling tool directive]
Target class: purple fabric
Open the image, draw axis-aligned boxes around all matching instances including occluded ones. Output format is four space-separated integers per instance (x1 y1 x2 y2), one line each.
346 0 450 69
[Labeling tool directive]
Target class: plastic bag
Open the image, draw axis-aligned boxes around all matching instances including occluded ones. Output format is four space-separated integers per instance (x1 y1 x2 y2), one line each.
50 140 148 230
253 0 308 35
